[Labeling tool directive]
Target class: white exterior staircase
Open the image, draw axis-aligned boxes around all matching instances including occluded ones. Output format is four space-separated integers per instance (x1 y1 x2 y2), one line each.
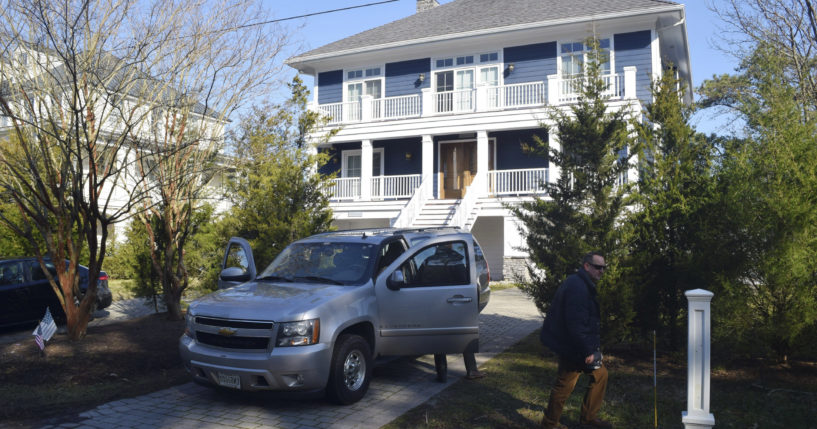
411 199 459 228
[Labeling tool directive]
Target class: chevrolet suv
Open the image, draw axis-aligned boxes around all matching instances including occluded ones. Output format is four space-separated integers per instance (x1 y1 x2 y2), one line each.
179 227 490 404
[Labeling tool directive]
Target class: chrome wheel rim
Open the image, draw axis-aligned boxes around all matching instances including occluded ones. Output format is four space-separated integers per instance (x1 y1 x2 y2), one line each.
343 349 365 391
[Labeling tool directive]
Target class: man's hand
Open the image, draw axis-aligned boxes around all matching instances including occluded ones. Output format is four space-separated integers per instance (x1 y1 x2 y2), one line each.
585 354 594 365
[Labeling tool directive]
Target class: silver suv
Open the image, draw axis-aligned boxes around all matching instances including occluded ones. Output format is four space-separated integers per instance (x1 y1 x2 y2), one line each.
179 227 490 404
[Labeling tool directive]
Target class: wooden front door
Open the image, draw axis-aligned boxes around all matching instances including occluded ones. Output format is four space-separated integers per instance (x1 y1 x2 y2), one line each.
440 142 476 199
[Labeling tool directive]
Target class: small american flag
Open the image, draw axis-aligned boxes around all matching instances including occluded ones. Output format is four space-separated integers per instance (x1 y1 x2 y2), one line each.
32 307 57 351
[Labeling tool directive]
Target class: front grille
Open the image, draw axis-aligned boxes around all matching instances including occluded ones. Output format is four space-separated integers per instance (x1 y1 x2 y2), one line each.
196 331 270 350
195 317 273 330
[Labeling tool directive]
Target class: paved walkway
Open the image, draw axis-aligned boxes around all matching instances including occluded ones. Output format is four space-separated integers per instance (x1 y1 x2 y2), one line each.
40 288 542 429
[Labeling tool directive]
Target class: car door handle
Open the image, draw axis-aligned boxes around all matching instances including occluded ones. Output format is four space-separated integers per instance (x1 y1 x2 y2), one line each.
446 295 472 303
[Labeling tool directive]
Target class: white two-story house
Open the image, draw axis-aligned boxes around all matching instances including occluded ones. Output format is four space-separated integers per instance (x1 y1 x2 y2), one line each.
286 0 691 279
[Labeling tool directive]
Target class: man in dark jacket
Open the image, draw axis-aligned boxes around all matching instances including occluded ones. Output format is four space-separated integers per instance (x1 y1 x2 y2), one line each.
539 252 612 429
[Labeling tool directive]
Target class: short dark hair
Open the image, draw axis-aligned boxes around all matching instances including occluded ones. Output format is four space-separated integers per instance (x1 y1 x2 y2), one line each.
582 251 604 265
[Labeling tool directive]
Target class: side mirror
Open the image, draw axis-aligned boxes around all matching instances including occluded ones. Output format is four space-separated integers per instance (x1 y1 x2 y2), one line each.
220 266 251 282
387 270 405 291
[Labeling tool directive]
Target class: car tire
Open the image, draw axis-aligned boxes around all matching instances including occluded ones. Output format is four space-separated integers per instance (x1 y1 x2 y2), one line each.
326 334 372 405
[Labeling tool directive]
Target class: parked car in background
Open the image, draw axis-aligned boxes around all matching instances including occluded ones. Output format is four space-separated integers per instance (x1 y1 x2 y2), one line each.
180 227 490 404
0 257 112 327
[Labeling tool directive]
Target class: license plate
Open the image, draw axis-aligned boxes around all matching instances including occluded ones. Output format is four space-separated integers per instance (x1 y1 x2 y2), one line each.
216 372 241 389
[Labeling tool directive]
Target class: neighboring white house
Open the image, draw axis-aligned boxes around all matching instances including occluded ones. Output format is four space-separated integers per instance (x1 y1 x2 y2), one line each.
285 0 691 279
0 43 230 240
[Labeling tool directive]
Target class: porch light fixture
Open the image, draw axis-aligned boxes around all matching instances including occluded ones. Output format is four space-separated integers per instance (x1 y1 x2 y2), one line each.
507 63 515 73
405 151 413 161
418 73 425 82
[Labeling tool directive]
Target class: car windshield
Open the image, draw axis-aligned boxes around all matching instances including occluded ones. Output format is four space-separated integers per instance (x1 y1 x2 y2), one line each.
258 241 377 285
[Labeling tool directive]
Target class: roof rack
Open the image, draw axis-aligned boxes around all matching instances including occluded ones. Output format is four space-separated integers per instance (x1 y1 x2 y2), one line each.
308 226 462 239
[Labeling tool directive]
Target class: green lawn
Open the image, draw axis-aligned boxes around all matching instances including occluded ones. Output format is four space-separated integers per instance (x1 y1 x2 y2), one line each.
385 332 817 428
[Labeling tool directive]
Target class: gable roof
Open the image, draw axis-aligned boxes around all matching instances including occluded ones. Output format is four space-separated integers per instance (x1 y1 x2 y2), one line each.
287 0 682 64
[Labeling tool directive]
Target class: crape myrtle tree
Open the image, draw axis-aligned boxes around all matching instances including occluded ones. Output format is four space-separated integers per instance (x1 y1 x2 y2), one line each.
0 0 287 337
130 2 289 321
222 76 336 269
512 37 636 341
699 43 817 362
625 71 719 350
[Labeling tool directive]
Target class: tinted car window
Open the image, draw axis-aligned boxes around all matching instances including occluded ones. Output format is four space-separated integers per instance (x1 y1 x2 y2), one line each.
0 261 24 285
376 240 407 275
473 241 489 287
401 241 469 286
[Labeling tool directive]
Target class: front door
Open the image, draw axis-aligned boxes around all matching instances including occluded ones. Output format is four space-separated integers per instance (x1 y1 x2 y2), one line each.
440 142 476 199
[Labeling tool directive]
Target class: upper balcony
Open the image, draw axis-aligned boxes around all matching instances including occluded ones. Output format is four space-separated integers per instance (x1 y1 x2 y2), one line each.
315 68 637 127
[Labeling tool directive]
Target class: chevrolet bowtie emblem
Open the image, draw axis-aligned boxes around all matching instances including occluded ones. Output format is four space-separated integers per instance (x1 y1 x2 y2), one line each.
218 327 236 336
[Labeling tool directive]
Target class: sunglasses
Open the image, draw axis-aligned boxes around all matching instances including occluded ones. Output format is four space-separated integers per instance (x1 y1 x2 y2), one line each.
589 263 607 271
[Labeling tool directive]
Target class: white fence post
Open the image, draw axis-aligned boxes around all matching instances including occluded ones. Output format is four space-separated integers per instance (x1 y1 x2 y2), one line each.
682 289 716 429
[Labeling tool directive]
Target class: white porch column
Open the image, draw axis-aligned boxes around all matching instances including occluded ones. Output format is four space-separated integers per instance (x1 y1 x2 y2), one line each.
682 289 716 429
547 125 560 185
361 95 373 122
422 135 434 196
421 88 434 117
547 74 560 105
623 66 637 100
361 139 373 200
477 130 489 195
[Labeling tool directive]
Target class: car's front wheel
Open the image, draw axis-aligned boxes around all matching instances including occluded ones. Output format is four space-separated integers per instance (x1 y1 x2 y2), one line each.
326 334 372 405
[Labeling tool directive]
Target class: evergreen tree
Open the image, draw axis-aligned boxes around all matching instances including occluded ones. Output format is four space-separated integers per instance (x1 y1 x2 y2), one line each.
223 76 336 269
513 38 635 340
625 71 718 350
700 44 817 361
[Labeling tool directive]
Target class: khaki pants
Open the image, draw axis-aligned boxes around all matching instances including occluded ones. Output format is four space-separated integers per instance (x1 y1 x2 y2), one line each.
541 358 608 426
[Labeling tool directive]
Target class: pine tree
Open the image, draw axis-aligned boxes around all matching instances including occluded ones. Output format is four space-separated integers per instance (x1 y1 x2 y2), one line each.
513 38 634 326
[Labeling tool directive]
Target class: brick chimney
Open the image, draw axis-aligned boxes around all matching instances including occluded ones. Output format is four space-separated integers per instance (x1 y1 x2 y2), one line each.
417 0 440 13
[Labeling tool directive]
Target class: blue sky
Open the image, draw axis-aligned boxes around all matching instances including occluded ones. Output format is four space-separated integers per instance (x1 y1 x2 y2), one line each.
266 0 737 135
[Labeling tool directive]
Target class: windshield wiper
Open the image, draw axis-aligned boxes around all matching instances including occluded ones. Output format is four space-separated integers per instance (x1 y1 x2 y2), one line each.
255 275 293 282
294 275 344 285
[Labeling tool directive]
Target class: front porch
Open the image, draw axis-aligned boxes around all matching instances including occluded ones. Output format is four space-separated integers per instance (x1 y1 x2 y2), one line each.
315 69 636 127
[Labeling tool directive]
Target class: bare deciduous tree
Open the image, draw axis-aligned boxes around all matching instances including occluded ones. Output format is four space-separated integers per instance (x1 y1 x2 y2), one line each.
0 0 289 338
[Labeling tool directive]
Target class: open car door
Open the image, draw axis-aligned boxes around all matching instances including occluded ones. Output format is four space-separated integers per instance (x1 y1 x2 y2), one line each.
217 237 257 289
374 237 479 356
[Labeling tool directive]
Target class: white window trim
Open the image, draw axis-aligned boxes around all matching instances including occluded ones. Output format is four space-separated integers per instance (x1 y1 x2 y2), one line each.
342 148 385 178
344 65 385 103
432 50 504 91
557 36 615 77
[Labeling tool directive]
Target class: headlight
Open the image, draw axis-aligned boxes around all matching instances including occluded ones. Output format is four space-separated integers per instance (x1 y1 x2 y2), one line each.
184 310 195 337
277 319 320 347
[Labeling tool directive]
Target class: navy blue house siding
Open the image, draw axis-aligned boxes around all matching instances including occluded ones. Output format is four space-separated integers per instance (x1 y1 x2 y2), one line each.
503 42 557 85
614 30 653 103
318 70 343 104
490 129 548 169
385 58 430 97
375 138 422 176
318 142 360 176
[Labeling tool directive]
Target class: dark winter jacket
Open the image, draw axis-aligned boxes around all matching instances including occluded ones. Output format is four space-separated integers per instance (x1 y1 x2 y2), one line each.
539 268 601 364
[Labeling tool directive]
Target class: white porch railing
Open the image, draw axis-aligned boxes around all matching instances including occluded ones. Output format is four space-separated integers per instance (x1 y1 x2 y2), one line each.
558 73 623 104
313 68 637 127
485 82 547 109
378 94 422 120
391 174 432 227
319 101 361 125
488 168 548 196
434 89 475 113
371 174 421 199
451 172 485 230
331 177 361 200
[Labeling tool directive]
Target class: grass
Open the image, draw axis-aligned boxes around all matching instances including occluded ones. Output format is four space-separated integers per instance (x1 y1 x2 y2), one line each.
385 332 817 428
107 278 136 300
